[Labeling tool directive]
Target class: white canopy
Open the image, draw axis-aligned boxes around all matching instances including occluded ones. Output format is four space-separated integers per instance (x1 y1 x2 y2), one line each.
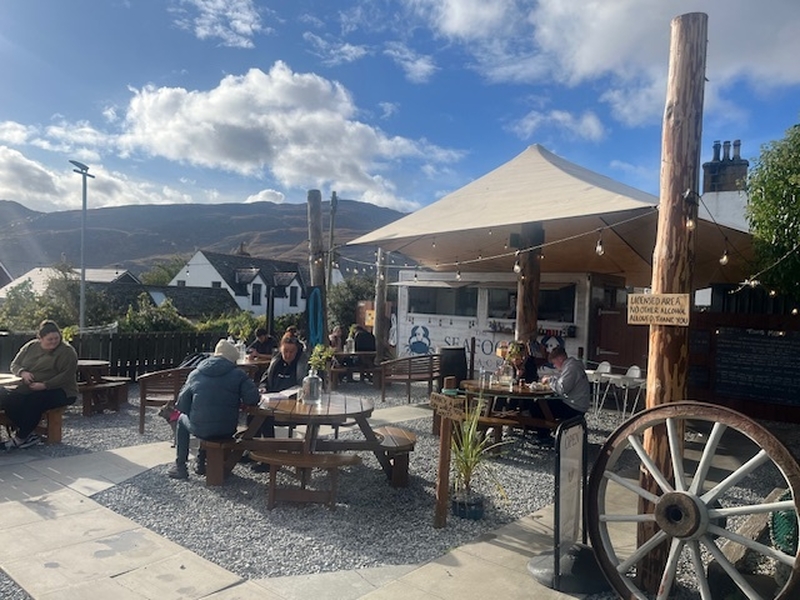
349 145 752 288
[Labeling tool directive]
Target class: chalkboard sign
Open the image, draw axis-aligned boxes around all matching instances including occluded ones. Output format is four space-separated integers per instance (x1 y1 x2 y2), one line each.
713 328 800 406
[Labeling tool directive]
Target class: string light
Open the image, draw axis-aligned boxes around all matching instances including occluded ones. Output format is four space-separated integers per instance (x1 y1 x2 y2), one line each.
685 217 696 231
595 230 605 256
512 251 522 274
719 249 729 266
456 270 462 281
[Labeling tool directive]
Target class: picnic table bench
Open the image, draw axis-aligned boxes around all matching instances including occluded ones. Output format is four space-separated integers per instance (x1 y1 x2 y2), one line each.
380 353 441 403
0 406 67 444
137 367 194 434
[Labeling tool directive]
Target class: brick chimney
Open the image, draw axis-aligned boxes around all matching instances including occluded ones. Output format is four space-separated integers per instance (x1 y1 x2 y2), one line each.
702 139 749 192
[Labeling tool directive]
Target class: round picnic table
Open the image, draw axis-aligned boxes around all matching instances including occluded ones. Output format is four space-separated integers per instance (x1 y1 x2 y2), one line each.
0 373 22 387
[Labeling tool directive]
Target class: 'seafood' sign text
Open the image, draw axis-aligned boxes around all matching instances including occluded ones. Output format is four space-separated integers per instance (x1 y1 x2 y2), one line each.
627 293 690 326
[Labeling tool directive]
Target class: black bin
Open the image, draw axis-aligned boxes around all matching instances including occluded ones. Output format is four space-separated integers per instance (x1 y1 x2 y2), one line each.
439 346 468 389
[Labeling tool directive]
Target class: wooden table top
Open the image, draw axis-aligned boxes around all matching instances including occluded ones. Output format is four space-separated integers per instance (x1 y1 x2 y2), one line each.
461 379 554 399
251 392 375 423
77 359 111 368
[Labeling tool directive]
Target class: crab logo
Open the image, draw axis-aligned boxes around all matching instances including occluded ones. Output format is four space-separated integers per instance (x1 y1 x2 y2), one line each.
407 325 433 355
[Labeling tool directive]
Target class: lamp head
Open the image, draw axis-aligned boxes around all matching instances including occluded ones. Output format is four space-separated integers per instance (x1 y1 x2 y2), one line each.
69 159 89 172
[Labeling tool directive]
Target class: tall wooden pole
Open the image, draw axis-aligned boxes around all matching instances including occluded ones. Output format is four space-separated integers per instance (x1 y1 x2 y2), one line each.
515 222 544 343
307 189 328 339
638 13 707 593
327 191 338 288
373 247 387 386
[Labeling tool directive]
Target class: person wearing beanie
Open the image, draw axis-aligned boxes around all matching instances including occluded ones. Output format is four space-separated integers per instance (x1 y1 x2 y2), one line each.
167 339 259 479
2 320 78 450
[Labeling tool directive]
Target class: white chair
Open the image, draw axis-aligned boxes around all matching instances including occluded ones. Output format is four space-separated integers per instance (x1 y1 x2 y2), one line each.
586 361 612 416
611 365 645 422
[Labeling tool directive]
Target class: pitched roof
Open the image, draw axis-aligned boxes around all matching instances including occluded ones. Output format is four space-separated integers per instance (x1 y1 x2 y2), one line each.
89 282 239 319
200 251 305 295
0 267 139 299
348 144 753 288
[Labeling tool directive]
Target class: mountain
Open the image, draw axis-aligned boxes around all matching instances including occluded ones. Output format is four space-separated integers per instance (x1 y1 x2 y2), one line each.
0 199 406 278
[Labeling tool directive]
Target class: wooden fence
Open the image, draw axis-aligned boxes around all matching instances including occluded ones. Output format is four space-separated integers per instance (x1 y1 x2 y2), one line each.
0 331 226 377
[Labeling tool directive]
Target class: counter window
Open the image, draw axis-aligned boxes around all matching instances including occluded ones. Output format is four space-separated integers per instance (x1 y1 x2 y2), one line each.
487 283 576 322
409 286 477 316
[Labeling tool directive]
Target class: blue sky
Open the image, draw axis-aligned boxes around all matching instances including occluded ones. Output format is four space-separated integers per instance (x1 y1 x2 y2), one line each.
0 0 798 214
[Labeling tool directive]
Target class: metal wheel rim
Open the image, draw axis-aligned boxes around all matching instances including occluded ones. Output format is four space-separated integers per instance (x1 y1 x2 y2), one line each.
587 402 800 600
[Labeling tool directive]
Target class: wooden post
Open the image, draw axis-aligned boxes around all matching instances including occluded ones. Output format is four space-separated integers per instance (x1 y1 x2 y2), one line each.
515 222 544 343
327 191 338 288
373 248 387 387
638 12 707 593
307 189 328 339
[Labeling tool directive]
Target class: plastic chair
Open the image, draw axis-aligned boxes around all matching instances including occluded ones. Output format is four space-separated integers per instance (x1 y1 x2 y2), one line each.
612 365 645 422
586 361 612 416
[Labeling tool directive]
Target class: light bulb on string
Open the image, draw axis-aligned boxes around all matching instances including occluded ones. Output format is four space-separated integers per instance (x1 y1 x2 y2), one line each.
769 289 777 297
686 217 696 231
456 270 462 281
413 270 418 282
431 239 436 249
512 251 522 274
595 231 605 256
719 249 729 266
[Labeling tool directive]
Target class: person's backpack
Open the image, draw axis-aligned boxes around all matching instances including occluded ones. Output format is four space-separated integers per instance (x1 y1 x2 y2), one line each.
178 352 212 369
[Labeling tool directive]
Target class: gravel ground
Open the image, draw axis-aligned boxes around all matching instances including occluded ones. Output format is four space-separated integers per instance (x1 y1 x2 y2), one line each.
2 381 799 599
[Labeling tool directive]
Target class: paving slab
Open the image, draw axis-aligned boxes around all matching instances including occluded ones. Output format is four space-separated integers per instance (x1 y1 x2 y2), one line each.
255 569 396 600
113 549 243 600
0 463 66 502
0 486 95 529
38 577 151 600
203 580 287 599
2 527 185 597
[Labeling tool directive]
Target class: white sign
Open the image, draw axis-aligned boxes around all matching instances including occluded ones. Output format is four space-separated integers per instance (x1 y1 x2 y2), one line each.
557 423 584 559
627 293 690 326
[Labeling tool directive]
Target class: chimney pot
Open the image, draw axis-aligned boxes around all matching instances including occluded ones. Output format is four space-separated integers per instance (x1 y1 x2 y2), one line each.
733 139 742 160
712 140 721 162
723 141 731 161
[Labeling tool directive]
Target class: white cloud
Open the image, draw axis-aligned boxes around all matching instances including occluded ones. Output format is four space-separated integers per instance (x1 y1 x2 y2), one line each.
303 32 370 66
401 0 800 128
114 62 460 209
173 0 266 48
246 189 285 204
510 109 605 142
378 102 399 119
384 41 437 83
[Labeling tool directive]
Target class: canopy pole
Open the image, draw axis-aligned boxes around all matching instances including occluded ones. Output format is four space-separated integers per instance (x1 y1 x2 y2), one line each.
515 222 544 344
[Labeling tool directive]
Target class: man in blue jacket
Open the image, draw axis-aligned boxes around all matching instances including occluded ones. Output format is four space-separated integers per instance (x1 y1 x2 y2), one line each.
168 339 259 479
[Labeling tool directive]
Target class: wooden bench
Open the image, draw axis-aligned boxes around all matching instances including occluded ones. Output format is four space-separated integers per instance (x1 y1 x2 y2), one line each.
374 426 417 487
79 380 128 416
137 367 194 434
380 354 442 403
0 406 67 444
249 450 362 510
199 437 238 486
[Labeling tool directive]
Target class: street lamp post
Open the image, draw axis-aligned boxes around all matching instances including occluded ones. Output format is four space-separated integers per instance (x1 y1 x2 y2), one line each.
70 160 94 331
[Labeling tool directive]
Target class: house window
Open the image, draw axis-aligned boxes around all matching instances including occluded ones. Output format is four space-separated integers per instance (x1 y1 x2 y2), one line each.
487 284 576 322
176 280 186 287
289 286 299 307
211 281 222 288
408 286 477 317
251 283 262 306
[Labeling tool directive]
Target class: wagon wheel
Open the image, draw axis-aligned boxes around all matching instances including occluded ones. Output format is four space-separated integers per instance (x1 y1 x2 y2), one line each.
587 402 800 599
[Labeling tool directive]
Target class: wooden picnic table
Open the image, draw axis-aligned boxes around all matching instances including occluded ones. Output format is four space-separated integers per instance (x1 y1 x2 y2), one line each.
459 378 562 442
329 350 377 388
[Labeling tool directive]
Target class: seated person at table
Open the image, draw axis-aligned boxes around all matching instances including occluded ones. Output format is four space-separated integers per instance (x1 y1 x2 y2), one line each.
168 339 259 479
247 328 276 359
283 326 306 353
1 320 78 450
495 341 540 413
248 335 308 450
532 347 590 438
328 325 344 352
352 324 377 381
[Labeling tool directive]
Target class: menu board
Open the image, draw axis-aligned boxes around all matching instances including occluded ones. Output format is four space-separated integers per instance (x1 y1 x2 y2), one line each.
713 328 800 405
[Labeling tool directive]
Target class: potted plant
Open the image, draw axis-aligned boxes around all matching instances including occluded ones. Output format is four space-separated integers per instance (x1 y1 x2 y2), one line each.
308 344 336 373
450 395 510 519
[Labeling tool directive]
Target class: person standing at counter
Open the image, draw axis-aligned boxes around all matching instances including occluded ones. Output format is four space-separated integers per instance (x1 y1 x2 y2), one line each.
1 320 78 450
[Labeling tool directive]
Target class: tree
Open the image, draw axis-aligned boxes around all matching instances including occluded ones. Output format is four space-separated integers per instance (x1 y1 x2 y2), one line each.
327 276 374 332
746 123 800 298
139 255 189 286
118 294 194 332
